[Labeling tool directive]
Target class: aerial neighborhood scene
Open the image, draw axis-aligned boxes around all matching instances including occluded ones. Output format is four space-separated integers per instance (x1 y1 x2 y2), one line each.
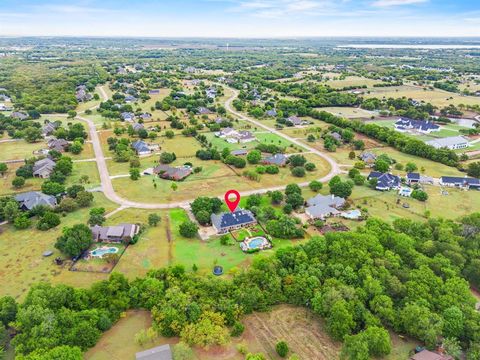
1 1 480 360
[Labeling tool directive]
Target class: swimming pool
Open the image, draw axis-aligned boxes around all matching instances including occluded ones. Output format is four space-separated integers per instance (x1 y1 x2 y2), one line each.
90 247 119 258
247 237 265 249
240 236 272 252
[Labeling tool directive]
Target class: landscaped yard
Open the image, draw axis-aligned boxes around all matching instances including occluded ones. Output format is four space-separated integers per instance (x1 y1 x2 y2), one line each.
0 193 118 300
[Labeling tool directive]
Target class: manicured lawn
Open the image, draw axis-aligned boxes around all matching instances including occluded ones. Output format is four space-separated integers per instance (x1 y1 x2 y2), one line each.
0 193 118 300
0 140 44 161
66 161 101 188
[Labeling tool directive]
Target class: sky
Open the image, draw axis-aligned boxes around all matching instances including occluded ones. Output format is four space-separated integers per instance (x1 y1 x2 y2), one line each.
0 0 479 38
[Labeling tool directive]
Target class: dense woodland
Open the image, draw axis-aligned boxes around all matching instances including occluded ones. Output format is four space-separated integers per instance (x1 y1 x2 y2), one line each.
0 214 479 359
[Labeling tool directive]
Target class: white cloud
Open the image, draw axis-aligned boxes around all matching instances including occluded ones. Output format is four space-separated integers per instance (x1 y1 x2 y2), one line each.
372 0 428 7
231 0 336 18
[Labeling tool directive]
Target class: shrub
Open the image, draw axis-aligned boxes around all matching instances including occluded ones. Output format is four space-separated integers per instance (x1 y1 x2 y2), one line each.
276 341 289 358
231 321 245 337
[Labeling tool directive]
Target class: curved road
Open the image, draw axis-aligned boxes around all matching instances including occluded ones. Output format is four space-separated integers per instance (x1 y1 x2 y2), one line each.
75 85 341 209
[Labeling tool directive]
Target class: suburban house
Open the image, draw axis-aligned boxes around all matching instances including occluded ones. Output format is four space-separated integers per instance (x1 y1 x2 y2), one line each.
359 152 377 167
43 121 60 136
261 153 288 167
206 87 217 99
440 176 480 190
215 128 256 144
48 138 70 152
131 140 159 155
305 194 346 220
426 136 470 150
121 112 135 122
15 191 57 211
197 107 213 115
148 89 160 95
75 85 92 102
133 123 144 132
287 116 308 126
139 113 152 121
211 208 257 234
153 164 192 181
136 344 172 360
406 172 434 185
231 149 248 156
10 111 28 120
330 132 343 142
33 158 56 178
394 118 440 134
90 223 140 243
124 95 137 103
410 349 453 360
368 171 401 191
266 109 277 117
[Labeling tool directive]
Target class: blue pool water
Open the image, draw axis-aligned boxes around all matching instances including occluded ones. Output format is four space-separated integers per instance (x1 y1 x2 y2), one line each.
247 237 265 249
91 247 118 257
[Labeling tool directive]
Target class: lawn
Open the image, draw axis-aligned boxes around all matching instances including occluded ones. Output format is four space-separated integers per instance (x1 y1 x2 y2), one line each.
72 243 125 273
0 193 118 300
0 140 44 161
320 106 375 119
324 75 383 89
111 153 331 204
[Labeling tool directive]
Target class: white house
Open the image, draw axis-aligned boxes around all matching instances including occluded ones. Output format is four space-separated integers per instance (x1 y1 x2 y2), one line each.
426 136 470 150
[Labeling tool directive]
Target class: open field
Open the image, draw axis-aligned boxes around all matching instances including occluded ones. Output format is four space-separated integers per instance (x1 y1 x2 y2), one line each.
111 153 331 203
364 85 480 107
0 140 44 161
0 193 118 300
84 310 177 360
324 75 383 89
85 305 418 360
320 106 375 119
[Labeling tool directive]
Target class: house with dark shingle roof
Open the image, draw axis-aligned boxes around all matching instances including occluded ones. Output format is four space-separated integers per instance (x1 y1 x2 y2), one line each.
368 171 401 191
287 116 309 126
266 109 277 117
211 208 257 234
132 123 144 132
305 194 346 220
261 153 288 167
132 140 152 155
90 223 140 243
359 152 377 167
10 111 28 120
121 112 135 122
33 158 56 178
124 95 137 103
48 138 70 152
42 121 60 136
394 117 439 134
15 191 57 211
197 107 213 115
440 176 480 190
231 149 248 156
153 165 192 181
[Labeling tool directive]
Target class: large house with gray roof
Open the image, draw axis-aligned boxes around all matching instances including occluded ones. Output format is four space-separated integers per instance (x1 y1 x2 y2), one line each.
33 158 56 178
305 194 346 220
426 136 469 150
368 172 401 191
440 176 480 190
261 153 288 167
15 191 57 211
153 165 192 181
394 118 439 134
211 209 257 234
90 223 140 243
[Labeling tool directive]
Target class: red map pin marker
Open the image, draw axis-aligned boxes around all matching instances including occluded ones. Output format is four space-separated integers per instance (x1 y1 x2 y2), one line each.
224 190 240 212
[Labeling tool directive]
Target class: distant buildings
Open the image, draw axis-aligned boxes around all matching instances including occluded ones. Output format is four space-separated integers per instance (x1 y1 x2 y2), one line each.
211 208 257 234
48 138 70 152
148 89 160 95
121 112 135 122
426 136 469 150
91 223 140 243
368 172 401 191
305 194 346 220
406 173 433 185
359 152 377 167
440 176 480 190
10 111 28 120
287 116 309 126
75 85 92 102
231 149 248 156
15 191 57 211
153 164 192 181
197 107 213 115
266 109 277 117
132 123 144 132
43 121 60 136
124 95 137 103
394 118 439 134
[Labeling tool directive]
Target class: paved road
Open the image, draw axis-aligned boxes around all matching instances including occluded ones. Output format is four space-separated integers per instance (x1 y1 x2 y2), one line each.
73 85 343 210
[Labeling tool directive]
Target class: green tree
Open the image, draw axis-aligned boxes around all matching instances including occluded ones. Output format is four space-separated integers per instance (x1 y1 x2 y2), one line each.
37 212 61 231
55 224 93 258
327 300 354 341
130 168 141 180
13 214 31 229
148 213 161 227
405 162 418 173
88 207 106 226
23 127 42 143
12 176 25 188
309 180 323 192
246 150 262 164
41 181 65 196
0 163 7 175
374 159 389 173
330 181 353 199
275 341 289 358
270 190 284 204
179 220 199 238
